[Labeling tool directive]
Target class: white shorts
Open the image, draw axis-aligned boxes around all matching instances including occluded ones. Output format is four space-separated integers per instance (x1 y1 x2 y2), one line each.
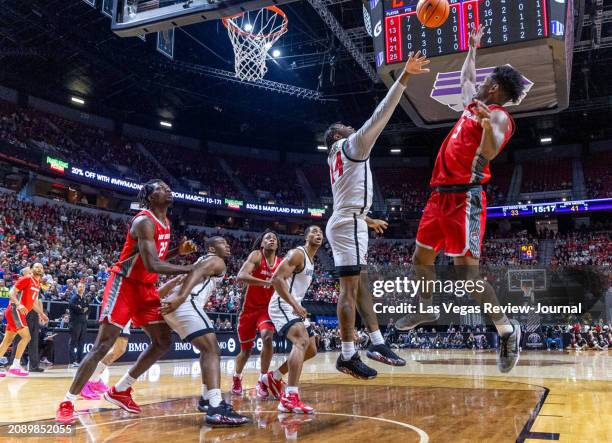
163 295 215 342
268 296 313 338
325 212 368 276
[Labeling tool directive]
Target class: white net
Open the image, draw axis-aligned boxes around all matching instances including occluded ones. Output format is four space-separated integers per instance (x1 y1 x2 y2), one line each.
223 7 288 82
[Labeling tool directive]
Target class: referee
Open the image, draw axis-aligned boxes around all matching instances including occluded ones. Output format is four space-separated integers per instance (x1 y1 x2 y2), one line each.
69 282 90 368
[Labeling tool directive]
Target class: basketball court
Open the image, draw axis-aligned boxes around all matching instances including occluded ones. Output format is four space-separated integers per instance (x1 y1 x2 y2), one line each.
2 350 609 442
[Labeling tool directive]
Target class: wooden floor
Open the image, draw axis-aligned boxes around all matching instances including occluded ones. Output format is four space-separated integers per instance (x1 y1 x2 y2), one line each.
1 349 610 442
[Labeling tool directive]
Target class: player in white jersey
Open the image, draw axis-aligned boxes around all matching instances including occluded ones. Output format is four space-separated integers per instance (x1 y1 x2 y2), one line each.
266 225 323 414
324 51 430 379
160 236 249 427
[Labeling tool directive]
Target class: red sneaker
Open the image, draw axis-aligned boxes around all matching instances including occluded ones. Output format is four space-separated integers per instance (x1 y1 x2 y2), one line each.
55 401 78 424
264 372 285 400
256 380 269 399
103 387 141 413
90 380 109 393
80 382 101 400
278 392 314 414
231 375 243 396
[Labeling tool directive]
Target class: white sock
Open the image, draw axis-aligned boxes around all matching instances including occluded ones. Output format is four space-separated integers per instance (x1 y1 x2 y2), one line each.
90 362 107 383
341 342 355 360
370 330 385 346
233 372 241 378
64 392 78 405
259 372 266 382
201 384 208 399
285 386 299 395
10 359 21 369
115 373 136 392
493 315 513 336
208 388 222 408
273 369 283 381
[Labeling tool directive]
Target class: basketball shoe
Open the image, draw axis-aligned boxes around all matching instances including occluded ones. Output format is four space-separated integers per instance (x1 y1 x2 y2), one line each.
104 387 141 413
395 312 440 331
278 392 314 414
206 400 250 426
255 380 269 399
366 344 406 366
497 319 521 373
197 397 209 412
80 382 101 400
231 375 243 395
335 352 377 379
89 380 109 393
55 401 78 424
263 371 285 400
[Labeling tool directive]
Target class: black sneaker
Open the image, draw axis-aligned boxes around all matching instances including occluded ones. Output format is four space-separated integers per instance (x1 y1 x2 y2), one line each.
206 400 250 426
497 320 521 373
366 344 406 366
335 352 377 380
197 396 208 412
395 312 440 331
29 367 45 373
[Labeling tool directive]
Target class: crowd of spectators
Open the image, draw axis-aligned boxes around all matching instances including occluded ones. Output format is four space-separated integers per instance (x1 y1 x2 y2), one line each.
551 231 612 267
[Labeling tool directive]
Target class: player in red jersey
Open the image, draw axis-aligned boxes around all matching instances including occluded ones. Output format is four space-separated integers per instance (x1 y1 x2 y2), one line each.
0 262 49 377
231 230 282 398
396 26 526 373
56 179 197 423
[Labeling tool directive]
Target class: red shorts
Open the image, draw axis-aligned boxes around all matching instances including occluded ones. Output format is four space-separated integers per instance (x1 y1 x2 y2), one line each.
416 189 487 258
99 273 164 329
6 305 27 332
237 307 275 350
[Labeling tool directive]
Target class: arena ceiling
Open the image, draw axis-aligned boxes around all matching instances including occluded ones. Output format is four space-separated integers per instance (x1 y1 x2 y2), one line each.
0 0 611 153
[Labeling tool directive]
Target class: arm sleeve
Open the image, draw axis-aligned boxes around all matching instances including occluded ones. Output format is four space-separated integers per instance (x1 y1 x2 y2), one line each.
345 79 407 161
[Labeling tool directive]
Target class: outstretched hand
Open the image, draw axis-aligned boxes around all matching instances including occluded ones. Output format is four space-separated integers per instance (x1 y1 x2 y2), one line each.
468 24 485 49
404 51 430 75
178 236 197 256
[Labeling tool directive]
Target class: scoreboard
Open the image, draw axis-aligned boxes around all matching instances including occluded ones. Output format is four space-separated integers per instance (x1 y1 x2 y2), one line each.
487 198 612 219
369 0 574 127
383 0 550 63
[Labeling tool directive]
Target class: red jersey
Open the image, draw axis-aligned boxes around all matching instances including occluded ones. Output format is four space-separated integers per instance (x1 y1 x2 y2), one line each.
430 103 514 187
243 252 282 310
111 209 171 284
10 275 41 312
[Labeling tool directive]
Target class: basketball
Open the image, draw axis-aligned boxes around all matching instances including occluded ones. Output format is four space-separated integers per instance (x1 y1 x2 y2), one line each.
416 0 450 28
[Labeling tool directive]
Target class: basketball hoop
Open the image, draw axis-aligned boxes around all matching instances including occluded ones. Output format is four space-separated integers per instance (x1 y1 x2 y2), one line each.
222 6 288 82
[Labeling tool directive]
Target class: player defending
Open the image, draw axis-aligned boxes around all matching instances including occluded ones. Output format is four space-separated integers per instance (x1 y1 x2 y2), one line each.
160 237 250 426
267 225 323 413
395 26 525 373
232 230 281 397
56 180 197 423
0 263 49 377
324 51 430 378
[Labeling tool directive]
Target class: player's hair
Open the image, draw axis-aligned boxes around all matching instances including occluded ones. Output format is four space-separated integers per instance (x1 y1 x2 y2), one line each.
205 236 225 251
138 179 165 208
304 225 321 237
491 65 525 103
252 229 281 253
324 122 344 149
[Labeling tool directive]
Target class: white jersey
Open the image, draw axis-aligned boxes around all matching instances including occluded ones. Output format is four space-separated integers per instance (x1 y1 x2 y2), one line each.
328 138 373 217
189 254 225 306
271 247 314 305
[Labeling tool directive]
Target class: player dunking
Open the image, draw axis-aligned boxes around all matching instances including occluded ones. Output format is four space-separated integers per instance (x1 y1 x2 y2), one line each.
395 26 525 372
160 237 250 426
0 262 49 377
56 179 197 423
267 225 323 413
232 230 281 397
324 51 430 378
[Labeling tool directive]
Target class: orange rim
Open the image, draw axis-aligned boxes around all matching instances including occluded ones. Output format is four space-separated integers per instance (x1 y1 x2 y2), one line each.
222 6 288 40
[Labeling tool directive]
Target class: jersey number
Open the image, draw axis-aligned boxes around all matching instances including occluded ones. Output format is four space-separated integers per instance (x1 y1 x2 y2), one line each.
159 241 169 258
452 119 465 139
330 151 344 184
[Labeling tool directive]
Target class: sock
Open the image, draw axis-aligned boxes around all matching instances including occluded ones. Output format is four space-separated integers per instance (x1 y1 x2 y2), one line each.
90 362 107 383
370 330 385 346
341 342 355 360
208 389 222 408
493 315 513 336
201 384 208 399
233 372 241 378
64 392 78 405
10 359 21 369
273 369 283 381
259 372 266 382
115 373 136 392
285 386 299 395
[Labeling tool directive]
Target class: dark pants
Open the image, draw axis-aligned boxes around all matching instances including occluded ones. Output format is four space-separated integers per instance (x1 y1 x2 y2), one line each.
40 339 55 363
12 310 40 370
70 319 87 364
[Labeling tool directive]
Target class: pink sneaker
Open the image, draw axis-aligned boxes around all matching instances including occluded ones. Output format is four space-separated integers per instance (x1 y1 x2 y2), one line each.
90 380 109 393
256 380 269 399
8 368 28 377
0 370 6 378
81 382 102 400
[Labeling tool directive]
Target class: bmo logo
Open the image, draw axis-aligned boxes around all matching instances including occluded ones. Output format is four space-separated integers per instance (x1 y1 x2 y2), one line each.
129 342 149 352
228 338 236 353
256 338 263 352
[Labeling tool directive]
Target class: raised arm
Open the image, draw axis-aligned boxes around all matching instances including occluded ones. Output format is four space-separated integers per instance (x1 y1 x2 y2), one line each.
165 236 198 261
346 51 430 161
271 249 307 318
237 250 271 287
132 216 194 275
473 100 511 161
461 24 484 107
